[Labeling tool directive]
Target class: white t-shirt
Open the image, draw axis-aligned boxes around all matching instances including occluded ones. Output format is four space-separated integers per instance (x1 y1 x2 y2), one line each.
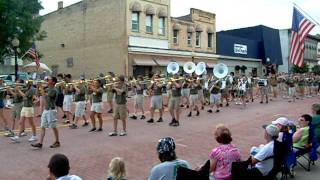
254 141 274 176
57 175 82 180
148 159 190 180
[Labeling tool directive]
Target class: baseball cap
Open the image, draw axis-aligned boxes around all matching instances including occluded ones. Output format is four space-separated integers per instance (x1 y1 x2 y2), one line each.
263 124 280 137
272 117 289 126
157 137 175 154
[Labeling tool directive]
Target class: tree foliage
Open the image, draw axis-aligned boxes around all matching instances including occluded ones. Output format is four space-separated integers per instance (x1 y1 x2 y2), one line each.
291 63 309 74
0 0 45 62
312 65 320 75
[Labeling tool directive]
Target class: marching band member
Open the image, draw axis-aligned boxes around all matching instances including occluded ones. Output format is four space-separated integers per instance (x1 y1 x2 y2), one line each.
109 75 128 136
269 73 278 99
197 76 205 110
10 80 38 143
55 73 65 121
229 72 237 102
69 77 88 129
129 75 145 120
5 79 24 137
208 77 221 113
88 80 104 132
258 76 269 104
246 73 254 103
31 76 60 149
187 77 200 117
297 75 305 99
0 79 10 132
168 74 182 127
63 74 73 124
147 74 164 123
180 75 190 108
106 72 115 113
286 75 296 102
220 75 232 107
238 75 248 109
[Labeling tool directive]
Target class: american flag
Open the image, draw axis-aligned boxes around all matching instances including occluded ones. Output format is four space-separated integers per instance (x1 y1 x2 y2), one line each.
26 43 40 68
289 7 315 67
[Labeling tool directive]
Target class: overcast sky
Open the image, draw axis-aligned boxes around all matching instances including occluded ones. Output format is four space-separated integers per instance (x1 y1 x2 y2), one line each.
40 0 320 35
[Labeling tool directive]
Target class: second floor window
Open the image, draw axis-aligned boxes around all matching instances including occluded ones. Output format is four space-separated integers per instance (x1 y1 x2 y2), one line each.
158 17 165 35
146 15 153 33
187 32 192 47
131 12 139 32
196 32 201 47
208 33 213 48
173 30 179 44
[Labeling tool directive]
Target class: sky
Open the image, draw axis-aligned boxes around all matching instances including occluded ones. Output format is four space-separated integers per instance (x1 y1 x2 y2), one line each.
40 0 320 35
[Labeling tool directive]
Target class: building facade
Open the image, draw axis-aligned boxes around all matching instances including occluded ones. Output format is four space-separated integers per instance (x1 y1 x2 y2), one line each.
37 0 218 78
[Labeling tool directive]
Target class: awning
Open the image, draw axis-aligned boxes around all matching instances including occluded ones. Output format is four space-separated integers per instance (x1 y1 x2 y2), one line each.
133 59 157 66
155 59 188 67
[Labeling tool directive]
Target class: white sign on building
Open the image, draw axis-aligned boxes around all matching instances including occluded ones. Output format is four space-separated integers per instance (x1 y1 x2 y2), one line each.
234 44 247 55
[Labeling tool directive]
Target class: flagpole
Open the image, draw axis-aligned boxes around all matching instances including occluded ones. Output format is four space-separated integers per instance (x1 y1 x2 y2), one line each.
293 3 320 26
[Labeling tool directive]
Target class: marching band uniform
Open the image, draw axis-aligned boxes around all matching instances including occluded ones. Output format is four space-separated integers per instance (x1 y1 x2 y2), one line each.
297 77 305 99
147 75 164 123
286 76 296 102
168 75 182 127
63 74 73 124
89 80 104 132
258 76 269 104
208 78 221 113
180 79 190 108
220 76 231 106
237 76 248 108
188 79 200 117
269 74 278 99
130 76 145 120
197 78 205 110
69 81 88 129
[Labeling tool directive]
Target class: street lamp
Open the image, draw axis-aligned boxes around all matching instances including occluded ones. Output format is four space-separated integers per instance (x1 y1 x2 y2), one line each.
11 36 20 80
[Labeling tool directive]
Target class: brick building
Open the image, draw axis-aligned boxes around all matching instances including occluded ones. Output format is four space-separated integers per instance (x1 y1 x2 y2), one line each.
37 0 218 78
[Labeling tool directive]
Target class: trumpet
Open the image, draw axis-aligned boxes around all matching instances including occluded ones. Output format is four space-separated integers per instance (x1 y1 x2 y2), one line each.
0 83 26 91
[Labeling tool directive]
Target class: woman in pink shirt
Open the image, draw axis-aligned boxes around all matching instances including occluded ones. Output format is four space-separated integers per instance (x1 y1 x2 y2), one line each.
209 124 241 180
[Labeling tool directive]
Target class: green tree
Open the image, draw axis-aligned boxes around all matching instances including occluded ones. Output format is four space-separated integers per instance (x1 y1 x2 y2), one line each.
291 63 309 73
312 65 320 75
0 0 45 62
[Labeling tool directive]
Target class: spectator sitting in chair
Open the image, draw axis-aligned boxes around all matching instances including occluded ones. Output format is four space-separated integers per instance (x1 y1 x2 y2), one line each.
293 114 313 151
311 104 320 143
271 117 290 142
209 124 241 180
148 137 190 180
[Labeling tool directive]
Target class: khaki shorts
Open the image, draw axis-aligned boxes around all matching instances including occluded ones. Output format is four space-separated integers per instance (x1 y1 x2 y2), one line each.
181 88 190 97
63 95 73 112
210 93 221 105
21 107 34 118
150 95 163 109
168 97 181 110
75 101 86 118
113 104 127 120
107 92 114 103
189 94 199 106
198 89 204 102
91 102 103 113
134 94 144 109
12 103 23 119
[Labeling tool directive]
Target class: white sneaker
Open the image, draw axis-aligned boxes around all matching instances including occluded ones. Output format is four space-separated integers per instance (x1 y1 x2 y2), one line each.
119 131 127 136
28 136 38 142
10 136 20 143
20 132 27 137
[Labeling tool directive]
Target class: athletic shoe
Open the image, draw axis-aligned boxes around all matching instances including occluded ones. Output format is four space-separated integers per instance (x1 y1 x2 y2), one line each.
260 101 263 104
108 132 118 136
172 121 179 127
207 109 213 113
169 119 176 126
180 104 184 108
216 109 220 113
89 128 96 132
226 103 229 107
147 119 154 123
69 124 78 129
28 136 38 142
186 105 189 108
31 143 42 149
129 115 137 120
50 142 60 148
62 114 67 119
187 112 192 117
4 130 15 137
96 128 103 132
140 115 146 120
201 106 204 110
10 136 20 143
196 111 200 116
107 109 113 113
64 119 70 124
119 131 127 136
157 117 163 122
82 122 89 127
20 131 27 137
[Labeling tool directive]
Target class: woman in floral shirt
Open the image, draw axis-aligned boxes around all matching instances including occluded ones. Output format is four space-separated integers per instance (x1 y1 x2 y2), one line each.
209 124 241 180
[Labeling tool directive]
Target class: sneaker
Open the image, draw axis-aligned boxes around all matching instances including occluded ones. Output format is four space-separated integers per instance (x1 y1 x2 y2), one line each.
20 131 27 137
28 136 38 142
119 131 127 136
196 111 200 116
207 109 213 113
220 103 223 107
64 120 70 124
107 109 113 113
89 128 96 132
96 128 103 132
266 101 269 104
169 119 176 126
201 106 204 110
172 121 180 127
82 122 89 127
10 136 20 143
31 143 42 149
62 114 67 119
180 104 184 108
69 124 78 129
187 112 192 117
50 142 60 148
130 115 137 120
216 109 220 113
157 117 163 122
108 132 118 136
186 105 189 108
147 119 154 123
260 101 263 104
4 130 15 137
226 103 229 107
140 115 146 120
